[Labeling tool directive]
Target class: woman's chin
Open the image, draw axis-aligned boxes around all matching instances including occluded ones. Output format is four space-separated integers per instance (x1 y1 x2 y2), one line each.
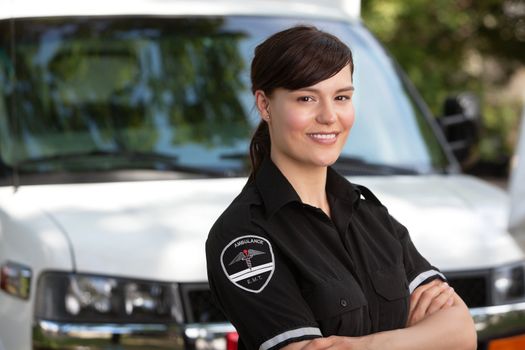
311 156 339 168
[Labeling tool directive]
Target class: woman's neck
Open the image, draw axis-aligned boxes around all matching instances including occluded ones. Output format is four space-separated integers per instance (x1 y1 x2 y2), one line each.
271 154 330 217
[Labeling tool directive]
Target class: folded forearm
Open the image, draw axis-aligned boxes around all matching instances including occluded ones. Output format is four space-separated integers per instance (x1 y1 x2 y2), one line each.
368 299 476 350
293 294 476 350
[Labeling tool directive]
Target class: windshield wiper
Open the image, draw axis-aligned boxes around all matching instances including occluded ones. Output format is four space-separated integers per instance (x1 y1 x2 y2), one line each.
15 150 226 177
220 152 419 175
333 156 419 175
220 152 250 160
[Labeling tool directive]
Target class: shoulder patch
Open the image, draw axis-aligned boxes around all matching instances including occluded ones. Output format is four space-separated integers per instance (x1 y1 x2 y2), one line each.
220 235 275 293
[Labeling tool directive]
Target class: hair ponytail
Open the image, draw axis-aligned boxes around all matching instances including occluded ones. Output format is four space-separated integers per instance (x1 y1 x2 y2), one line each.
249 121 270 180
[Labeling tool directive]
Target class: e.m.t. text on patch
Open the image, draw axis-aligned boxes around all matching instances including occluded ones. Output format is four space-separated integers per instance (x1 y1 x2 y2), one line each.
220 235 275 293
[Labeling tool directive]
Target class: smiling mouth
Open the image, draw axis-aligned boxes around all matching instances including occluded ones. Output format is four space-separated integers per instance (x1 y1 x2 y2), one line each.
307 132 339 143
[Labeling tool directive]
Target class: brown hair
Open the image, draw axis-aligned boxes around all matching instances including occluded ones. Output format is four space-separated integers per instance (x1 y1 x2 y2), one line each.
249 25 354 179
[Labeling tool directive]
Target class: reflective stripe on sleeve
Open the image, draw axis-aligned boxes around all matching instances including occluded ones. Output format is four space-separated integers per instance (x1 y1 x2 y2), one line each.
409 270 447 293
259 327 322 350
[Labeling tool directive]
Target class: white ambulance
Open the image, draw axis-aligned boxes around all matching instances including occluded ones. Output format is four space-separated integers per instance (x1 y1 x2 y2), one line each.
1 1 524 349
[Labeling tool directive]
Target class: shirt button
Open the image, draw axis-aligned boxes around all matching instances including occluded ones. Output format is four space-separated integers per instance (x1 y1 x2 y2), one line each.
340 298 348 307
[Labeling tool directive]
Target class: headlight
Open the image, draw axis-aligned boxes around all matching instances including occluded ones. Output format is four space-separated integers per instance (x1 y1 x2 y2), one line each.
35 271 184 323
492 262 525 305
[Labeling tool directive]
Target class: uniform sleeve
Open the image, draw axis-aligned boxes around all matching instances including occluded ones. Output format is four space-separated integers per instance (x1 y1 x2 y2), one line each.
206 216 322 350
389 215 447 294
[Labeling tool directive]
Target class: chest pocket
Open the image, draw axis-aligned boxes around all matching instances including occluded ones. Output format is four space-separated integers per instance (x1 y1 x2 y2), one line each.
302 276 368 336
370 265 409 331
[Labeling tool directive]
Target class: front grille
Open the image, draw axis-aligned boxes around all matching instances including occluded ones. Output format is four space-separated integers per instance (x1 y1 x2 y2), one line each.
445 271 490 308
188 289 228 323
181 283 228 323
181 271 492 324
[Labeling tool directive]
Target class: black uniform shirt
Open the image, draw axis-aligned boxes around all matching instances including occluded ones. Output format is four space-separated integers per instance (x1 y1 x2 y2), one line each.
206 157 445 350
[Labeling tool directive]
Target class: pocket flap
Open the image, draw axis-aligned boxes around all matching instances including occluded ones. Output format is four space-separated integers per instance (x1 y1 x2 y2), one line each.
303 277 367 319
371 266 409 301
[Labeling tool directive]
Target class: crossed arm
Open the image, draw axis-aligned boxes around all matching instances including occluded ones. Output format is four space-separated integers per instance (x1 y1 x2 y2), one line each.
282 280 477 350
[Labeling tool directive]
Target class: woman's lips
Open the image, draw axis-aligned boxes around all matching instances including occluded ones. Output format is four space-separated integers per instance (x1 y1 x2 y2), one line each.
307 132 339 144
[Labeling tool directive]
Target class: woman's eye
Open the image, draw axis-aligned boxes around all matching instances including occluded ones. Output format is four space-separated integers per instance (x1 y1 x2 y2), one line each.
335 95 351 101
298 96 314 102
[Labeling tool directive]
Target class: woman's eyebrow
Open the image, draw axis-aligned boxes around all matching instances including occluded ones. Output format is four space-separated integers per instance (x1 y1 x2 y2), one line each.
296 86 355 93
336 86 355 93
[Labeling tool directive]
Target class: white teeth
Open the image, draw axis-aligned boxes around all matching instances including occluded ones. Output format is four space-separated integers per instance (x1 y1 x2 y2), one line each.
309 133 336 140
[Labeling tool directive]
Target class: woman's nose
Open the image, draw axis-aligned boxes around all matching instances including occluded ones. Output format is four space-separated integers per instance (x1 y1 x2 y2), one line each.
316 101 337 125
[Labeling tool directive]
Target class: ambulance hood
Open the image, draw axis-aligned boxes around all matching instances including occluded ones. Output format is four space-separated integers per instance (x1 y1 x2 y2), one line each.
12 173 523 282
355 174 523 271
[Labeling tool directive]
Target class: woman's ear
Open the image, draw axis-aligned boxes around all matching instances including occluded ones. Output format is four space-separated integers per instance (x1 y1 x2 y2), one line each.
254 90 271 122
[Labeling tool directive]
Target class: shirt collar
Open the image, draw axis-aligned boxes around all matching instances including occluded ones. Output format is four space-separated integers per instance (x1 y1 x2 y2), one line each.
255 157 362 218
326 166 362 209
255 157 301 218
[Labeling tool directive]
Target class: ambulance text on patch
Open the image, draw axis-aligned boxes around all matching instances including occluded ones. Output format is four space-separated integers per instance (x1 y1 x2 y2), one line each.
220 235 275 293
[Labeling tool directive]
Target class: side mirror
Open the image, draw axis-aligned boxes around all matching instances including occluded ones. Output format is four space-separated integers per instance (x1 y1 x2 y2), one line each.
438 92 481 164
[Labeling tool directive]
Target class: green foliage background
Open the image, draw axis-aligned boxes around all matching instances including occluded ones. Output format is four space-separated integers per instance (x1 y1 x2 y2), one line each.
362 0 525 170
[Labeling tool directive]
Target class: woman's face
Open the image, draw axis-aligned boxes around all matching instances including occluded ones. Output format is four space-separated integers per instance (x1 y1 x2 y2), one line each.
257 65 355 170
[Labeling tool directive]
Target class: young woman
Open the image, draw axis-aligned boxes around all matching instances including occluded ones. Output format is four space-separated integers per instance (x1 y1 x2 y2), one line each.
205 26 476 350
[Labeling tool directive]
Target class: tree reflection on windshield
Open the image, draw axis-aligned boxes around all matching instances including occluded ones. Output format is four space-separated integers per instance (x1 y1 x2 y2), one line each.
11 17 251 175
0 16 451 184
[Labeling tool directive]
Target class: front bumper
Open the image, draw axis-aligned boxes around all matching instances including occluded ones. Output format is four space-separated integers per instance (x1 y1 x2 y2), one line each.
33 319 235 350
472 301 525 342
33 302 525 349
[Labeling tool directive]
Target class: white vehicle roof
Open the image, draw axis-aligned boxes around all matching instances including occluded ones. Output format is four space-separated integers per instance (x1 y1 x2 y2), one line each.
0 0 360 21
